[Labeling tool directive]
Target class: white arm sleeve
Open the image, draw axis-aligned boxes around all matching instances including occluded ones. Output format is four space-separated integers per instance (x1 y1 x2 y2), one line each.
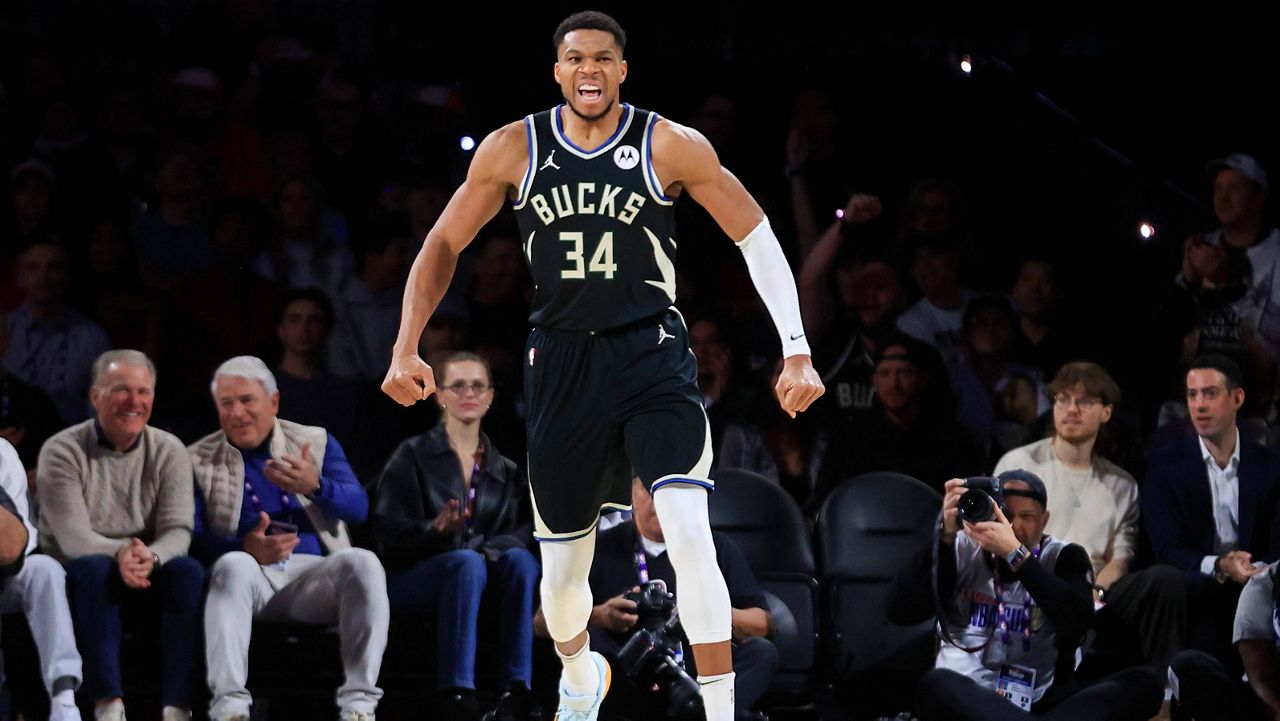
736 217 812 357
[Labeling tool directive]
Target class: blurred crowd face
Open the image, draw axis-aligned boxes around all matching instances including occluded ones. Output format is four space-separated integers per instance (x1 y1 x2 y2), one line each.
1011 260 1058 320
910 247 961 302
276 178 318 237
873 346 926 415
277 298 330 359
838 260 905 334
1213 168 1266 228
965 306 1014 358
16 242 70 308
907 188 953 235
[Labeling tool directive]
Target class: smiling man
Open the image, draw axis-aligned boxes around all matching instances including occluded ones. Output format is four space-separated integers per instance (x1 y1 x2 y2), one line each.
381 11 823 721
36 350 202 721
1145 354 1280 676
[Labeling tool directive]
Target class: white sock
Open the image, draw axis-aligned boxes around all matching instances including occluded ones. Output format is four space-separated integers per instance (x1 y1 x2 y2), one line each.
556 641 599 696
53 689 77 706
698 672 735 721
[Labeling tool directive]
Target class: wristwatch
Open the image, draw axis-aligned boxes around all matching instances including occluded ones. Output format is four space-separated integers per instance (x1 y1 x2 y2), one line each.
1093 584 1108 602
152 551 161 566
1213 556 1228 584
1006 545 1032 570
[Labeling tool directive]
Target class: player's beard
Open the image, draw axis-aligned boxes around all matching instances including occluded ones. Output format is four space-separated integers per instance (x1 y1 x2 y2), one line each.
566 96 614 122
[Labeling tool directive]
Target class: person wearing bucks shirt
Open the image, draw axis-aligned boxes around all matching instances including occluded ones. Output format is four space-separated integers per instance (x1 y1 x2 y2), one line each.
382 11 825 721
915 470 1161 720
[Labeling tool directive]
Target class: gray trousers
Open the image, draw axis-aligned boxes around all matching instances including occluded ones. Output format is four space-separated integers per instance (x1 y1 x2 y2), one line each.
204 549 389 719
0 553 83 695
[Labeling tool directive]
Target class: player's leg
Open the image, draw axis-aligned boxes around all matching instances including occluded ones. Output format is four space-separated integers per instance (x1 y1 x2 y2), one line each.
623 312 736 721
525 327 624 719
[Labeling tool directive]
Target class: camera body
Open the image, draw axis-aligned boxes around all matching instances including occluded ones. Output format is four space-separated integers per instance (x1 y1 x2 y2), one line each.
956 476 1009 525
615 581 704 720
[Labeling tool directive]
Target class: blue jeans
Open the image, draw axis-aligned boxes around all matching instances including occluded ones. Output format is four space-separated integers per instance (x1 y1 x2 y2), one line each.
65 554 205 708
388 548 539 690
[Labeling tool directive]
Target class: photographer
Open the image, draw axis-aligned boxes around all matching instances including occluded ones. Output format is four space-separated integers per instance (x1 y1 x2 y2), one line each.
913 470 1161 720
534 478 777 721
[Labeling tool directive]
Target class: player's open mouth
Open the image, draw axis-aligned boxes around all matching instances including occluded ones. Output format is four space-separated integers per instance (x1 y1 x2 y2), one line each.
578 83 602 101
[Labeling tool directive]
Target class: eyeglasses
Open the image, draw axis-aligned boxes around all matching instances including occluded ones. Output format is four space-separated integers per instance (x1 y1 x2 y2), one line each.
1053 394 1100 410
443 381 492 396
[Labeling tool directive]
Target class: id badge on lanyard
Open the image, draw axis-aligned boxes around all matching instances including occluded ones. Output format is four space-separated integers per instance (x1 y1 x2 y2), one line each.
996 664 1036 711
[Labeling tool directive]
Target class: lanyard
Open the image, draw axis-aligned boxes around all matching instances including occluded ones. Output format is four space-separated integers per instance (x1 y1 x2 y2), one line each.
463 453 481 531
991 542 1043 652
634 546 650 584
244 477 293 516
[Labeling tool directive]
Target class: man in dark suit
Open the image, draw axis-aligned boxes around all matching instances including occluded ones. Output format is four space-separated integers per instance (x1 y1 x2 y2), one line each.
1144 354 1280 673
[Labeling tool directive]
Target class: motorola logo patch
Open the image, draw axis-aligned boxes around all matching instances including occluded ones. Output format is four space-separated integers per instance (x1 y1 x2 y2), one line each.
614 145 640 170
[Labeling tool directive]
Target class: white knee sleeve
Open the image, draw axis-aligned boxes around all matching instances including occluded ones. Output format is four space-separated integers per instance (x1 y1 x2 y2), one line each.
653 484 732 645
538 530 597 643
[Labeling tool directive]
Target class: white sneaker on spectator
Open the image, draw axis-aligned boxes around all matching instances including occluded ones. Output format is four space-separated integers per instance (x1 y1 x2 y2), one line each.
93 700 125 721
161 707 191 721
339 710 375 721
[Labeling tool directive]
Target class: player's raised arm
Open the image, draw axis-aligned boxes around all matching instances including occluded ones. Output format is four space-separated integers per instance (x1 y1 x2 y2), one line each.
382 122 528 407
652 120 824 417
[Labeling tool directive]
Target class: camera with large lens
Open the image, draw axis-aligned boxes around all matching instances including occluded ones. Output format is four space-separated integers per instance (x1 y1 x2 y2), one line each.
615 581 705 720
956 476 1008 524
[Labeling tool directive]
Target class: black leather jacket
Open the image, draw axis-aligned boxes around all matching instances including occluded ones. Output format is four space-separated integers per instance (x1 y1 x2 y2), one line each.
370 423 533 572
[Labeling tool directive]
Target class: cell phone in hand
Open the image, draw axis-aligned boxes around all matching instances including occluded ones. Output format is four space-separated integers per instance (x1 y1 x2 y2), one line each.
267 521 299 536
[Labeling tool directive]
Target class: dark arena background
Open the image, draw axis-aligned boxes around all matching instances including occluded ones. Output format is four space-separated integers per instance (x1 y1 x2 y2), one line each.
1 3 1278 721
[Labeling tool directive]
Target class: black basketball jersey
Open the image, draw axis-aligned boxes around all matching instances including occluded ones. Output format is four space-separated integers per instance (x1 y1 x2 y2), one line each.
512 104 679 332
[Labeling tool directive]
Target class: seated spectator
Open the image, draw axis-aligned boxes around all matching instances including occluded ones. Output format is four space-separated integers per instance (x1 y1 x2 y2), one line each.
1145 354 1280 676
911 472 1161 720
273 288 362 463
535 477 777 721
131 144 215 290
896 233 974 354
371 352 538 721
253 174 355 299
1 437 83 721
1178 154 1280 367
1009 257 1076 380
1171 562 1280 720
796 191 907 425
4 238 111 423
810 332 982 506
36 350 201 721
328 214 412 383
190 356 386 721
949 295 1048 460
995 362 1185 684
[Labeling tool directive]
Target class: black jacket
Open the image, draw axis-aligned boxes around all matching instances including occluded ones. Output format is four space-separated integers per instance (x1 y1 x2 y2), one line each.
370 423 533 572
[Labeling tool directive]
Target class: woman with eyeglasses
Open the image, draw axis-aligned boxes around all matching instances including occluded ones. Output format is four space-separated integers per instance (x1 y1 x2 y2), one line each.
370 351 540 721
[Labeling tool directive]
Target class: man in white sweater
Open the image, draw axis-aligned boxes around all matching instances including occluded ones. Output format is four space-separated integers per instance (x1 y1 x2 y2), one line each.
995 361 1185 678
37 350 202 721
0 436 83 721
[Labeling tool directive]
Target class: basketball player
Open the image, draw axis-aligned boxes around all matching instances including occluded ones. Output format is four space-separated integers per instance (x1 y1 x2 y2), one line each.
383 11 824 721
